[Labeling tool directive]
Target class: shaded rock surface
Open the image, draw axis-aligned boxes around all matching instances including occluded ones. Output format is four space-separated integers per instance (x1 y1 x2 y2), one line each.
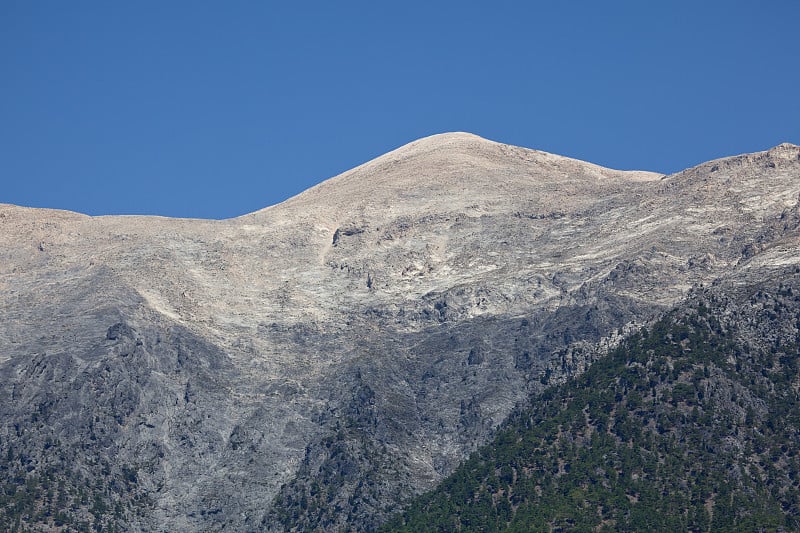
383 266 800 531
1 133 799 530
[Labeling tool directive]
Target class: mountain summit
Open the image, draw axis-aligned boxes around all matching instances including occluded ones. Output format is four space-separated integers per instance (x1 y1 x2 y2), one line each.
1 136 799 531
256 132 661 220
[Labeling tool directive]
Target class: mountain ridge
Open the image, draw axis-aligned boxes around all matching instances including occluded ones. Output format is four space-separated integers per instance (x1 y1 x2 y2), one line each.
4 135 798 223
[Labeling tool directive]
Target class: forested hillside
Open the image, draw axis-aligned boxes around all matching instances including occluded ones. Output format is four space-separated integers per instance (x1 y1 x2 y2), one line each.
384 271 800 532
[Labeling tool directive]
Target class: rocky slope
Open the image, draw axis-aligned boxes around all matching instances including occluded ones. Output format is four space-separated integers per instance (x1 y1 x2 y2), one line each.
384 268 800 532
1 133 799 531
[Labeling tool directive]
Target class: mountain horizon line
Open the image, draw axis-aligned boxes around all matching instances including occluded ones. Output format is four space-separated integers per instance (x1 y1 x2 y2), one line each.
4 132 798 221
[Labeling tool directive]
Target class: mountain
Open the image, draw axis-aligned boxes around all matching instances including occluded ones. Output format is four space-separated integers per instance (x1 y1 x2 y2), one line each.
1 133 799 531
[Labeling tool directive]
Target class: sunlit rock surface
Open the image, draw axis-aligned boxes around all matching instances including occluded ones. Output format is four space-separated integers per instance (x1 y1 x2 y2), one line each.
1 133 798 530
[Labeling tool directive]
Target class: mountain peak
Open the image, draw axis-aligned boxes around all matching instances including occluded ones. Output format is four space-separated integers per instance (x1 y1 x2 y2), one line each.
247 133 663 220
377 131 501 160
769 142 800 159
404 131 494 148
774 142 799 149
415 131 489 143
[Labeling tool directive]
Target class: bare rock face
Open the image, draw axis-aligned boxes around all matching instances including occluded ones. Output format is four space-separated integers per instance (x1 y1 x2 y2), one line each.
1 133 799 531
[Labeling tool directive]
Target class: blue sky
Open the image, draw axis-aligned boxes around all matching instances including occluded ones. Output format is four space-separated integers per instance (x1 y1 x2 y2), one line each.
2 1 798 219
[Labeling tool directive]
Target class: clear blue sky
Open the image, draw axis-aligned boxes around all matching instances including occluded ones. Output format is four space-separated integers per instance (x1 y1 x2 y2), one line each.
2 1 798 219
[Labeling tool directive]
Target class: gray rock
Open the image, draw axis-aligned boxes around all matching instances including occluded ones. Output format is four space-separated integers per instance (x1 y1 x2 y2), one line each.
0 133 799 531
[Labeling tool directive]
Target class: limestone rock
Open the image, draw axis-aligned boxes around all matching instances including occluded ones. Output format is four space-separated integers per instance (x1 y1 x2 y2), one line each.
1 133 799 531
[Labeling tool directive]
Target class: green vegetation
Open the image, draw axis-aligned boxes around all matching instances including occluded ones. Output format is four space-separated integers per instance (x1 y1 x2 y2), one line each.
383 281 800 532
267 378 414 532
0 430 149 532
